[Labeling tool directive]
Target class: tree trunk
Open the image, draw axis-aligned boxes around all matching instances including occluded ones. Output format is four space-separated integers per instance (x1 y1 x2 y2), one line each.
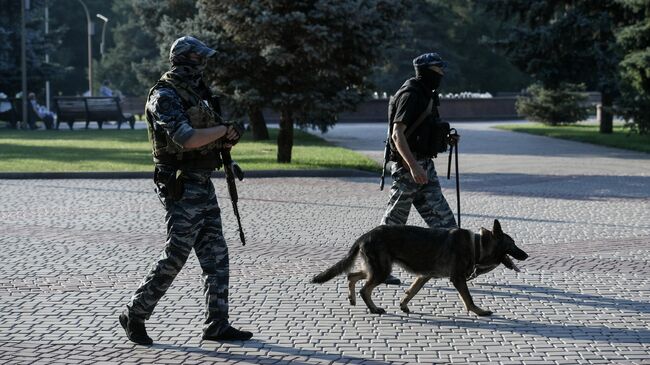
277 108 293 163
599 90 614 134
248 107 269 140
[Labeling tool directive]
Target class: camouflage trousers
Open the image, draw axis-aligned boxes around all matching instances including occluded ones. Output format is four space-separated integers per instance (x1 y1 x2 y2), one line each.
381 159 457 228
127 169 229 337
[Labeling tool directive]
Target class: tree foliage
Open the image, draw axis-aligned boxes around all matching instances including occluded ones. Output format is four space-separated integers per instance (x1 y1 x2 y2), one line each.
372 0 531 95
516 83 590 126
616 0 650 134
0 0 67 97
94 1 157 96
47 0 115 96
168 0 407 162
96 0 196 97
484 0 623 132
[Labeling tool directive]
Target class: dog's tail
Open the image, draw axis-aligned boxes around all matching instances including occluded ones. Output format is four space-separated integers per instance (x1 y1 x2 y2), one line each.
311 240 361 284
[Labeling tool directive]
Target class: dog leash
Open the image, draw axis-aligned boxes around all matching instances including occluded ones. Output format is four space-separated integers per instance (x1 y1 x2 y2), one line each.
446 128 461 228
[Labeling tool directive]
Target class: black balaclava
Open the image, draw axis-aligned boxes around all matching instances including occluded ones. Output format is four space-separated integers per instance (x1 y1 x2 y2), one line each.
170 54 208 88
415 66 443 92
167 36 216 88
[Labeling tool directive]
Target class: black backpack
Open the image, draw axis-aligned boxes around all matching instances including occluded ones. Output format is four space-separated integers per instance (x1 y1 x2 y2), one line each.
386 84 450 159
380 83 450 190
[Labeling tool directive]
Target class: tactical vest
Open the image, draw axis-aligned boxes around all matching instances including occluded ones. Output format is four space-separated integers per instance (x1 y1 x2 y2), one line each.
146 72 223 169
387 78 448 161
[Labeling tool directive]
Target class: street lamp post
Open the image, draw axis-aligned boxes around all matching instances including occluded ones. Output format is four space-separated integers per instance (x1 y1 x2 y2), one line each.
76 0 93 96
21 0 29 129
45 0 50 110
96 14 108 59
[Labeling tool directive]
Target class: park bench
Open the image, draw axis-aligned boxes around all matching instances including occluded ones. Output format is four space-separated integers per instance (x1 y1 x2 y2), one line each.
120 96 146 120
54 96 136 130
0 99 17 128
0 98 52 129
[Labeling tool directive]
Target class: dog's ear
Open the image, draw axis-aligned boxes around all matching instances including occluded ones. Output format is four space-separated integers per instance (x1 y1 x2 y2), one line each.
493 219 503 239
501 255 521 272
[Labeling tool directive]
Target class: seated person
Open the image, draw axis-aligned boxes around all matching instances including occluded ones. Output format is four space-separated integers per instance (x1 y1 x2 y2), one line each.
27 92 55 130
0 92 17 128
100 80 114 97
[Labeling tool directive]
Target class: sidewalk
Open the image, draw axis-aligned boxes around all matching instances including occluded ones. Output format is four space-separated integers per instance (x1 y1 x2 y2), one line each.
307 121 650 176
0 122 649 364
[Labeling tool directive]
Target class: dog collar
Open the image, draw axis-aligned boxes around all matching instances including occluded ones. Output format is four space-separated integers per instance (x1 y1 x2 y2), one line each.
467 231 482 280
473 231 482 264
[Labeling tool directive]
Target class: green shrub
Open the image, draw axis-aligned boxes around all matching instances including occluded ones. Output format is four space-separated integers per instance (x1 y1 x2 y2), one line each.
618 92 650 135
516 83 590 125
615 0 650 135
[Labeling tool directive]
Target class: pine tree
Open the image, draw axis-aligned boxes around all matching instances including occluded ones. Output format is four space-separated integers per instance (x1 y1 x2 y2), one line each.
94 1 157 96
189 0 407 162
0 0 66 96
617 0 650 134
484 0 624 133
372 0 530 95
47 0 115 96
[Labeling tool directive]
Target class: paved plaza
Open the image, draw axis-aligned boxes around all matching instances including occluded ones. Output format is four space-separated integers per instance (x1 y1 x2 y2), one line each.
1 122 649 364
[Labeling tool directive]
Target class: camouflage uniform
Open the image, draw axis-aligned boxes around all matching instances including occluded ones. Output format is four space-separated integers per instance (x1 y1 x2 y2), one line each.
381 53 457 229
126 36 232 338
381 159 456 228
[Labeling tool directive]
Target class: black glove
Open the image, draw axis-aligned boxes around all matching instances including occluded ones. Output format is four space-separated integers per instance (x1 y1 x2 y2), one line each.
223 121 245 145
448 132 460 146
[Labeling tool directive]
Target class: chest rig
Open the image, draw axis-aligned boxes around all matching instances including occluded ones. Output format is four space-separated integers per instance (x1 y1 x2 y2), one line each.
146 72 223 168
387 79 449 162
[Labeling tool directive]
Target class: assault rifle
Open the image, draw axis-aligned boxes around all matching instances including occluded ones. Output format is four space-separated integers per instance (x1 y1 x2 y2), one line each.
220 150 246 245
206 93 246 245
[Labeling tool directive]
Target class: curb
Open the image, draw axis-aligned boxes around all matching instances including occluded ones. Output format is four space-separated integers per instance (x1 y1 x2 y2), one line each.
0 169 379 180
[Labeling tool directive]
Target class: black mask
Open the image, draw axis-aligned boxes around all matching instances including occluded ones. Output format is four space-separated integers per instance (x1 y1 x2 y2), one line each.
415 67 443 91
170 56 208 88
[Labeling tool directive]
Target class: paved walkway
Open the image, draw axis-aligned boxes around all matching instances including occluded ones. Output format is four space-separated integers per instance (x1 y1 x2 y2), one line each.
1 122 649 364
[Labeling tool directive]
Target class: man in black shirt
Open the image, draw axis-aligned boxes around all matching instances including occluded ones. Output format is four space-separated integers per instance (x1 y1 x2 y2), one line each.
381 53 459 285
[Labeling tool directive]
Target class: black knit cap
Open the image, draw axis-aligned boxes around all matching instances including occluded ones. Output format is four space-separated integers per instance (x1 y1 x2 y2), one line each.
412 52 447 69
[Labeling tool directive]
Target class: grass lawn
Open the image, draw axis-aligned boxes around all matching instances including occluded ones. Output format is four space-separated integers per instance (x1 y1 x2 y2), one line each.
0 127 379 172
495 123 650 154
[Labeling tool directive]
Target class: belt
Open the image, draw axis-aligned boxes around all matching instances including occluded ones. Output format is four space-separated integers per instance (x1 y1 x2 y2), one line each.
154 164 213 184
154 153 221 170
393 156 432 168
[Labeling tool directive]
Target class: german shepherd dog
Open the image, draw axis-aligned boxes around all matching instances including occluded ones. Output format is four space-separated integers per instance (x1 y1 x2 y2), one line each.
312 220 528 316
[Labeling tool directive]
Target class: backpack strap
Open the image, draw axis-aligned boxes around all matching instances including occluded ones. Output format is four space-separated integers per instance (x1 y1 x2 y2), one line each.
388 85 419 132
405 98 433 138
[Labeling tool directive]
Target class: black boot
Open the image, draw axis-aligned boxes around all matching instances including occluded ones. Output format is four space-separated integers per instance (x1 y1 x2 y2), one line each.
202 326 253 341
119 311 153 345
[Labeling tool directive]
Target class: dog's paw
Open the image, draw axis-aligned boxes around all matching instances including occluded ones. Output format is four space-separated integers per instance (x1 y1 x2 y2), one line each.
400 304 410 314
370 307 386 315
348 295 356 306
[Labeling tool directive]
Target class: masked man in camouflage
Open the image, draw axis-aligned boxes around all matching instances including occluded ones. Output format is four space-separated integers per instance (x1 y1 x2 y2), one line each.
119 36 251 345
381 53 459 285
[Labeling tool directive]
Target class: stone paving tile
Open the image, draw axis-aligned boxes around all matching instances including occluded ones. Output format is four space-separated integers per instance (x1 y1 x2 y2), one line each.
0 172 649 364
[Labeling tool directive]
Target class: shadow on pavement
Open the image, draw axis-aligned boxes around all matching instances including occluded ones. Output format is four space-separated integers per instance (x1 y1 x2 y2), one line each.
474 283 650 314
440 173 650 200
380 311 649 343
460 211 650 229
457 127 650 158
152 339 389 364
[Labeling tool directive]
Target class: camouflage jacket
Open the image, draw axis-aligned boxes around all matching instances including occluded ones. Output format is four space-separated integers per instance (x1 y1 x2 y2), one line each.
145 71 224 167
